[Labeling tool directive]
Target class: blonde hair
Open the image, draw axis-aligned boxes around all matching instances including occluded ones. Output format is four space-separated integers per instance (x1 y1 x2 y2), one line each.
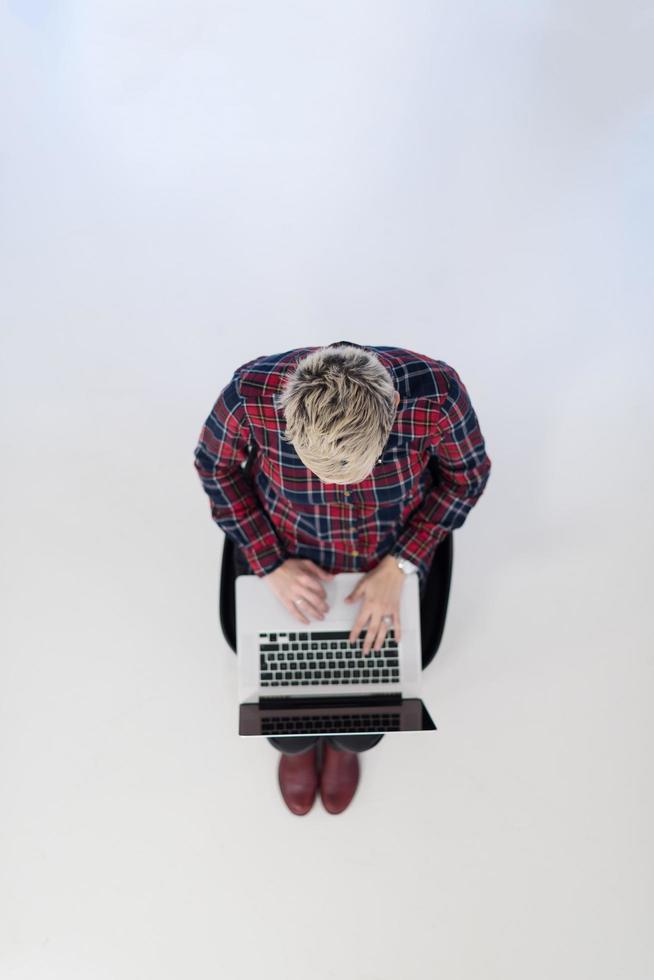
276 344 398 484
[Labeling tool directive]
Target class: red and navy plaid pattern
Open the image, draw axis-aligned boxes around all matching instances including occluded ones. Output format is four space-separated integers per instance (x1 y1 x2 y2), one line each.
193 341 492 591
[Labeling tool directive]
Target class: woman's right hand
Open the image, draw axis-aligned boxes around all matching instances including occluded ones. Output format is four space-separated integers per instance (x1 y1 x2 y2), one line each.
265 558 334 624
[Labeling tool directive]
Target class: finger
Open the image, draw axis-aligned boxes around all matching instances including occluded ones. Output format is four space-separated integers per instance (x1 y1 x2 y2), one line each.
349 611 371 646
362 618 386 656
297 586 329 619
298 573 329 607
371 618 390 654
295 592 326 621
362 617 388 657
288 600 310 624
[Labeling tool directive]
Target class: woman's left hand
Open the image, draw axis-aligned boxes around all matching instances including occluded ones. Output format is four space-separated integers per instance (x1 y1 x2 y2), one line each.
344 555 405 655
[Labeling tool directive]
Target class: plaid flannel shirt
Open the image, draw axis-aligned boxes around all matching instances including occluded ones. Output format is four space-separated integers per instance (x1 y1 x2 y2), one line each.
193 341 492 592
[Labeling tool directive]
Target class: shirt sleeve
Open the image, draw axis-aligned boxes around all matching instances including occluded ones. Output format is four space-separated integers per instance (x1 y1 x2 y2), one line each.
193 371 288 577
392 365 492 586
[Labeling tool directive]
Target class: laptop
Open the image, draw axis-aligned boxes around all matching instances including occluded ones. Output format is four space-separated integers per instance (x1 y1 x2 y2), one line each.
235 570 436 738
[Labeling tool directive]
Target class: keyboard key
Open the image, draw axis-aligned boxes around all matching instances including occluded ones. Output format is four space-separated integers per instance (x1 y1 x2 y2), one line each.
309 631 350 640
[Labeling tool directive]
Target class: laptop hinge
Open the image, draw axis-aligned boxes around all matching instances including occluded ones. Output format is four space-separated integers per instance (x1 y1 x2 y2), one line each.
258 692 403 709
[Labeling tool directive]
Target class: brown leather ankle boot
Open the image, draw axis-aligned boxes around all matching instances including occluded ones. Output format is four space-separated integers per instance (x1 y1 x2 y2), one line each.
278 745 319 815
320 741 360 814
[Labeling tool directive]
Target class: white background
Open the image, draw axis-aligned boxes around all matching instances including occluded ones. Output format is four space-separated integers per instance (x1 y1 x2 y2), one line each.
1 2 653 978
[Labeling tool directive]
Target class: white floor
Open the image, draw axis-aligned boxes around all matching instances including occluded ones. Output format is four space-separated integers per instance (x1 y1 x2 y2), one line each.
1 3 653 978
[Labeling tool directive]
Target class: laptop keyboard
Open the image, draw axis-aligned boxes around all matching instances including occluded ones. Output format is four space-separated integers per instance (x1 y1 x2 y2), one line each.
262 711 401 734
258 630 400 688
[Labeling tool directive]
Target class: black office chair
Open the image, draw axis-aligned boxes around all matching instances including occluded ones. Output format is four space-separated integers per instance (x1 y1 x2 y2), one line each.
218 453 453 670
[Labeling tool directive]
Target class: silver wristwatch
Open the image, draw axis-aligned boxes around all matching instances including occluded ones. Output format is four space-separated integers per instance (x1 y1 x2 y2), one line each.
394 556 419 576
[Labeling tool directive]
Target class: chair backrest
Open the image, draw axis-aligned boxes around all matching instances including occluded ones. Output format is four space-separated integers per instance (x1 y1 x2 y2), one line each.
218 452 453 669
